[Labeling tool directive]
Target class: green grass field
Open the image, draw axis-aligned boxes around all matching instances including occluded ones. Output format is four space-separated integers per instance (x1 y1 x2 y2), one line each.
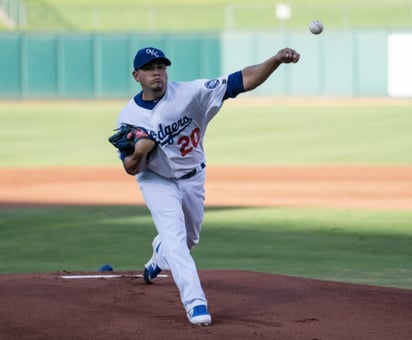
1 98 412 289
1 205 411 289
3 0 412 32
1 98 412 166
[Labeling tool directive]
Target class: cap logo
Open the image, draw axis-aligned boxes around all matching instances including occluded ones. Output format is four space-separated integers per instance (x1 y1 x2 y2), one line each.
146 48 160 57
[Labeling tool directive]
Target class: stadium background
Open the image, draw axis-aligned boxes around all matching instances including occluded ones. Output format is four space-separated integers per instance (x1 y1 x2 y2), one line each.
1 0 412 98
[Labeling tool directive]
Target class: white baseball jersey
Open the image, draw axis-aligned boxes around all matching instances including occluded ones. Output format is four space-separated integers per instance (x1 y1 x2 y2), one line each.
117 76 230 178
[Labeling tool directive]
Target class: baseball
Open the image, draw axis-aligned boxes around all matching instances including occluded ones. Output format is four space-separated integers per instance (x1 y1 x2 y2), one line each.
309 20 324 35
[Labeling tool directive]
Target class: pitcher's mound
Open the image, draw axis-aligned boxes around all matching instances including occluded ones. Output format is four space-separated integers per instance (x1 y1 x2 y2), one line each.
1 270 411 339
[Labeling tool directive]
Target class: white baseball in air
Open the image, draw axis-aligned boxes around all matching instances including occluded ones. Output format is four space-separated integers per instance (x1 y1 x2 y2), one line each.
309 20 324 35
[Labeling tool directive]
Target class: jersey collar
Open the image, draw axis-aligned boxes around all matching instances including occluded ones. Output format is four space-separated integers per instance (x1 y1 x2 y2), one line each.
134 91 163 110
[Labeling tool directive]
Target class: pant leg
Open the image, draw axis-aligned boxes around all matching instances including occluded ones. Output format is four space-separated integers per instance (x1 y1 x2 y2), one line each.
137 170 207 311
180 170 205 250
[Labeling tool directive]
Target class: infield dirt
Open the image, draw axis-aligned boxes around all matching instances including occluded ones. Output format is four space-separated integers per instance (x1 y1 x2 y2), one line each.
1 165 412 210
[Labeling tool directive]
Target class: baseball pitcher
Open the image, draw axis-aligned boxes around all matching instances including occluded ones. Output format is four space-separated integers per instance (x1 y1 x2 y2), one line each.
109 46 300 326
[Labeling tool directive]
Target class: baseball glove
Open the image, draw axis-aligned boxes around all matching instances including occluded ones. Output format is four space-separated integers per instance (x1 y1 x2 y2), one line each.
108 124 155 156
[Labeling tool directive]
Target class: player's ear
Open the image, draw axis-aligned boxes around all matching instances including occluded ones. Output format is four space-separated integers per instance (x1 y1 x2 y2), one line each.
132 70 140 82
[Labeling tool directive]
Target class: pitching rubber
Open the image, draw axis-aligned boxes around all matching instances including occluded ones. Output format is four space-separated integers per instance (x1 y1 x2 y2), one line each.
60 274 168 279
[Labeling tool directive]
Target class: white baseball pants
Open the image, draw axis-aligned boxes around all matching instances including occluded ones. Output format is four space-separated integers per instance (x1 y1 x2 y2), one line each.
137 168 208 312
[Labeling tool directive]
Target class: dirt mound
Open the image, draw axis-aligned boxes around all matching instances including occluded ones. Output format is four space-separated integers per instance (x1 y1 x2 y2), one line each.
1 270 411 339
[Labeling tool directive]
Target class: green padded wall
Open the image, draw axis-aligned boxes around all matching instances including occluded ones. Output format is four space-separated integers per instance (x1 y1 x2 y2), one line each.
0 30 394 98
221 29 390 97
0 33 221 98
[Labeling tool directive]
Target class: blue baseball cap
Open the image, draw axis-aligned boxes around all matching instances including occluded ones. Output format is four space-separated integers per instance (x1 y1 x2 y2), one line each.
133 47 171 70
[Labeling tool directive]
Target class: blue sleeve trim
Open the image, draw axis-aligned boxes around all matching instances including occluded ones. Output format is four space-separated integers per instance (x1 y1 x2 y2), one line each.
119 152 126 161
224 71 244 100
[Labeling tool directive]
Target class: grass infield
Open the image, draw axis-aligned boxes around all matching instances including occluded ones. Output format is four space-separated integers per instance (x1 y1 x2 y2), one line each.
1 98 412 166
0 205 411 289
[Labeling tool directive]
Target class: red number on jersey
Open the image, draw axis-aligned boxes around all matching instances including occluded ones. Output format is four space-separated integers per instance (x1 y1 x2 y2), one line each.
177 128 201 157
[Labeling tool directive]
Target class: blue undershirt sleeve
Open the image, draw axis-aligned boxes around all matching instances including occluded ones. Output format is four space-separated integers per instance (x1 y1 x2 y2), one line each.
223 71 245 100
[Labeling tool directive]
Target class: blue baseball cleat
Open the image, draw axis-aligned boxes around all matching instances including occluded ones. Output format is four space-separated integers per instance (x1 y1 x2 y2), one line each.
143 236 162 284
187 305 212 326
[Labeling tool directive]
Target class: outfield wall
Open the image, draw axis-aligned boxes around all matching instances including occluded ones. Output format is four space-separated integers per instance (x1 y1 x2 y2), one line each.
0 30 410 98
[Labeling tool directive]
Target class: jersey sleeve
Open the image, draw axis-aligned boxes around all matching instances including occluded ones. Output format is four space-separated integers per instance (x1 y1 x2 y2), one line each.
224 71 244 99
192 72 243 123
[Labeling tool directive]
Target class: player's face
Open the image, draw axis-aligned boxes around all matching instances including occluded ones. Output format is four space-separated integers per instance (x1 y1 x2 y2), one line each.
133 62 168 98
